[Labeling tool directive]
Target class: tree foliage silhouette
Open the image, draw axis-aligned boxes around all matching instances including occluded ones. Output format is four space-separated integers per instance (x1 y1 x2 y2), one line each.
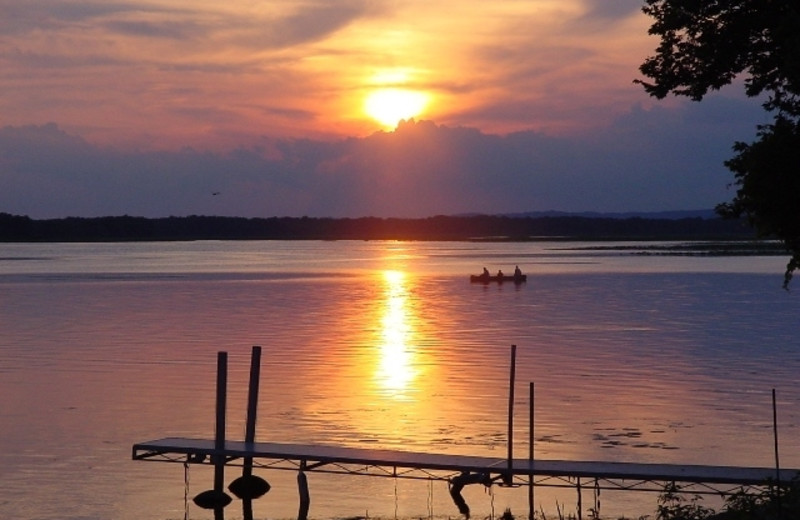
636 0 800 287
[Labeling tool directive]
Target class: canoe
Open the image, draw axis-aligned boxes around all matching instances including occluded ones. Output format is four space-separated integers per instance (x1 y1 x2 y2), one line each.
470 274 527 283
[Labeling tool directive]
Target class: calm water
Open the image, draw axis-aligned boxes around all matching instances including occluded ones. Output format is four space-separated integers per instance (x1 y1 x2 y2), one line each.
1 240 799 520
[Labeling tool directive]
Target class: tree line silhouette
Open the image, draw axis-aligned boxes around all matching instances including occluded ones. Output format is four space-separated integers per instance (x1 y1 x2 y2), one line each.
0 212 759 242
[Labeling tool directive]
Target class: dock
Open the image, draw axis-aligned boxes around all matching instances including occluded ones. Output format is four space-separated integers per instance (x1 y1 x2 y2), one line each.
132 436 798 493
131 347 799 517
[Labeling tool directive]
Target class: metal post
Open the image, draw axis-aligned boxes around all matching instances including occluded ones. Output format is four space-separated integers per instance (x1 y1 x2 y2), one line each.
528 381 534 520
506 344 517 485
773 388 781 484
214 351 227 494
244 346 262 473
773 388 783 519
192 352 232 509
229 346 271 501
298 464 310 520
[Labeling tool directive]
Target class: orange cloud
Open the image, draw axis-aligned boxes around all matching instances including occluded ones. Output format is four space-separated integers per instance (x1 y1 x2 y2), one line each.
0 1 662 149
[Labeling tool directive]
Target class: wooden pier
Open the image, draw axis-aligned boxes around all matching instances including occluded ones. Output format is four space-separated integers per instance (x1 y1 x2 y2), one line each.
131 347 799 517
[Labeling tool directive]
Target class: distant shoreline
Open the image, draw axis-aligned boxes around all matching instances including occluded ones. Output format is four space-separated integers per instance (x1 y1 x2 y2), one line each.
0 211 770 245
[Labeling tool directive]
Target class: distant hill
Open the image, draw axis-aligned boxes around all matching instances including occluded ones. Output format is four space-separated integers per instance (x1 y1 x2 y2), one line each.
0 211 758 242
504 209 718 220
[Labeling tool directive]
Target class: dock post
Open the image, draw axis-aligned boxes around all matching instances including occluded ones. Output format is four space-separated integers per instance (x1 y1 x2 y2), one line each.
773 388 781 484
214 351 227 494
229 346 271 500
772 388 783 518
245 346 261 451
298 463 310 520
193 351 233 509
528 381 534 520
505 344 516 486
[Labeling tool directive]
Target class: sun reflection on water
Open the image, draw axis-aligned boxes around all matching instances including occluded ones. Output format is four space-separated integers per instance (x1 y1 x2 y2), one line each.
375 270 417 398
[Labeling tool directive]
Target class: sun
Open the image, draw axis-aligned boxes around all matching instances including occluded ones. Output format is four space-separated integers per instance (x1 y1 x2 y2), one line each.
364 88 429 129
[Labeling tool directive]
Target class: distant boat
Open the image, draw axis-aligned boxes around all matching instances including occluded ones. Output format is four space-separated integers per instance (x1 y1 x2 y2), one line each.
470 273 527 284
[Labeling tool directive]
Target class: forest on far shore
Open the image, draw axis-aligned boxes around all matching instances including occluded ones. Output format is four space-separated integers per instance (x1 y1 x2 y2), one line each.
0 212 766 243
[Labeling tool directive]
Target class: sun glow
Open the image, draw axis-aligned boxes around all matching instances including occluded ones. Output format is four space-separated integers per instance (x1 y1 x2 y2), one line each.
364 88 429 129
376 270 417 396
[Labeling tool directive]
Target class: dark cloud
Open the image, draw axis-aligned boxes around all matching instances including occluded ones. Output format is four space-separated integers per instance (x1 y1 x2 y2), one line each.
102 19 202 40
3 47 129 69
261 105 317 121
264 1 376 48
0 95 765 219
580 0 643 22
0 1 375 50
0 0 174 34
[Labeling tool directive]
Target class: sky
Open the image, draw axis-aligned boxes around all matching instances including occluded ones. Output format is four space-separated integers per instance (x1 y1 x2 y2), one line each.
0 0 770 219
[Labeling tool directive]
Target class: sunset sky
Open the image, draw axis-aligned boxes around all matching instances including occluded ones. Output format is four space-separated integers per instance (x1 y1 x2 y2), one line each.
1 0 768 218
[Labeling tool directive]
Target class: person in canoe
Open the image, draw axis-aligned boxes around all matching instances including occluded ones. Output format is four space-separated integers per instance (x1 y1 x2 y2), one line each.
497 269 504 278
514 265 522 277
482 267 489 278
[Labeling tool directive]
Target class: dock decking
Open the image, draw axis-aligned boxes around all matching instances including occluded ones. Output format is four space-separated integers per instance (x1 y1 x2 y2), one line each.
132 436 798 495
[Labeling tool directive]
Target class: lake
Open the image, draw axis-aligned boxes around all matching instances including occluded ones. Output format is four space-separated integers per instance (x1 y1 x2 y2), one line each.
1 240 799 520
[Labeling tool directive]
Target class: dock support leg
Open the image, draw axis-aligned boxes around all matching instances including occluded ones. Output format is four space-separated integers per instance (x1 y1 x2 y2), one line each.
528 381 534 520
449 472 492 518
298 469 310 520
449 479 470 518
229 346 271 501
214 352 228 494
214 351 227 494
193 352 233 509
593 478 600 518
244 345 261 467
505 344 516 486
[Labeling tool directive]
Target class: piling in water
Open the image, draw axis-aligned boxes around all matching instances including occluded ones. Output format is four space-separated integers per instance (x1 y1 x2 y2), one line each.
193 351 232 509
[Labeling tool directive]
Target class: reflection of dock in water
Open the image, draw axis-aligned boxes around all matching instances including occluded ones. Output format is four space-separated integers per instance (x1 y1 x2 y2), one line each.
132 347 799 518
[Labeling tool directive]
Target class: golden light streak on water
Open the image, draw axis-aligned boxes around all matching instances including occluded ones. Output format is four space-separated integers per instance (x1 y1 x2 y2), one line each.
375 270 417 398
